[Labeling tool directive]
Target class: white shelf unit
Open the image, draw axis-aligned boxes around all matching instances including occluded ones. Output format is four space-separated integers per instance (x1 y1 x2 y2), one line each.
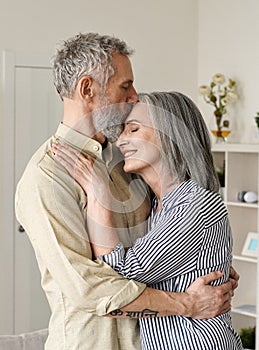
212 143 259 349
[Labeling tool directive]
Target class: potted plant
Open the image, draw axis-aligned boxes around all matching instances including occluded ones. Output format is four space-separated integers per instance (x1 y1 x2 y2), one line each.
239 326 256 349
199 73 238 142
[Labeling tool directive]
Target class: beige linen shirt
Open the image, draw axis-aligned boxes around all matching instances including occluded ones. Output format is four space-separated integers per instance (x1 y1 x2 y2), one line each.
15 123 151 350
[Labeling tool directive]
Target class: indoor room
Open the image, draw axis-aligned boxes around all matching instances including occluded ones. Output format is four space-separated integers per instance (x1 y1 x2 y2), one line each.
0 0 259 349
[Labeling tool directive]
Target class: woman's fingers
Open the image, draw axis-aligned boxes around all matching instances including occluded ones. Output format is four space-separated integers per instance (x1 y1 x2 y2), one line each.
54 149 77 177
52 143 80 162
53 144 92 168
52 143 95 191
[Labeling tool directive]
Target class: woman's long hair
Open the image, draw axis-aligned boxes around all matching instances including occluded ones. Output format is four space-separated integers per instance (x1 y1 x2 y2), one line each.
138 91 219 192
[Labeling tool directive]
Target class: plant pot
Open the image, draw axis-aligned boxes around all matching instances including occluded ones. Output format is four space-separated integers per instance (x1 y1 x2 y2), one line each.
211 129 231 143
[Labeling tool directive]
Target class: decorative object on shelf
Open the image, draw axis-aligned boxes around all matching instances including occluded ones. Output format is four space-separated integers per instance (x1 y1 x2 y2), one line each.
199 73 238 143
255 112 259 129
239 326 256 350
241 232 259 258
216 162 225 200
252 111 259 143
237 191 258 204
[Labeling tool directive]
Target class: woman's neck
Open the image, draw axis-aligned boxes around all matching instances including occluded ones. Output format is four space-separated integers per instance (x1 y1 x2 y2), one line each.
140 166 179 211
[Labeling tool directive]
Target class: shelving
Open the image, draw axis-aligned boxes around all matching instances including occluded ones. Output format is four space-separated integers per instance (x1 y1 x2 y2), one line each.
212 143 259 349
232 305 256 318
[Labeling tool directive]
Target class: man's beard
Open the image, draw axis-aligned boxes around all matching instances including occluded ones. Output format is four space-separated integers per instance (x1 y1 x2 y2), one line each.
92 100 134 141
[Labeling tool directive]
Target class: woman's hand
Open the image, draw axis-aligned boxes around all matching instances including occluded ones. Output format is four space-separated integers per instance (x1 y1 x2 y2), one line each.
52 143 108 202
52 142 119 257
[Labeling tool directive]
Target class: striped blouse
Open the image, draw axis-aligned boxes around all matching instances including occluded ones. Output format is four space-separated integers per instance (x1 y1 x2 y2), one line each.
101 179 243 350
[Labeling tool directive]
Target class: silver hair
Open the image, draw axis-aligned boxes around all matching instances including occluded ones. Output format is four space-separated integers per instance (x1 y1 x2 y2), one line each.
52 32 134 98
138 91 219 192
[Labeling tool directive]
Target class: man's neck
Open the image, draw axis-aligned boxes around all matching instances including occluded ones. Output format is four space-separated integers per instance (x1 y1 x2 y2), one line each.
63 117 106 144
62 97 107 144
62 100 96 138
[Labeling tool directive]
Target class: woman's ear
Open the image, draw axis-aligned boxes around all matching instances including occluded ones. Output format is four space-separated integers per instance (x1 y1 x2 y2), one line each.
78 76 93 100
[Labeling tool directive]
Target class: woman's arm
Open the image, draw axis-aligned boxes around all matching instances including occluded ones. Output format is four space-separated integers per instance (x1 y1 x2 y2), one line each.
52 142 119 257
86 192 119 257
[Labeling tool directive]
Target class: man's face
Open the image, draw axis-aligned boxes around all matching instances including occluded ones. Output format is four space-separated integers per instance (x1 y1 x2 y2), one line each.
105 52 138 104
92 52 138 140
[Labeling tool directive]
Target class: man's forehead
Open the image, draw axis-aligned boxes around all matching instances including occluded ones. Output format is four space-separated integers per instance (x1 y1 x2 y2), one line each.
110 53 134 80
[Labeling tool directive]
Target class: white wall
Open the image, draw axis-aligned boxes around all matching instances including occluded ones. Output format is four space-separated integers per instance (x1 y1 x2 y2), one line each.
1 0 258 143
0 0 198 95
2 0 257 143
198 0 259 143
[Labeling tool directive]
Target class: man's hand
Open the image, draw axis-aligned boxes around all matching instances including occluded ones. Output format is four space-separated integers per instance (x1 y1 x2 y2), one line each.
185 271 233 319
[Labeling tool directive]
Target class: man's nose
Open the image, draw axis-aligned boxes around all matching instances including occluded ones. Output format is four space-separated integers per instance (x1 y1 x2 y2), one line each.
126 85 138 103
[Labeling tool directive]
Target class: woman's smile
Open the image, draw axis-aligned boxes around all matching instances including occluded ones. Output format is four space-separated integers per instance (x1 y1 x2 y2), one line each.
122 150 137 159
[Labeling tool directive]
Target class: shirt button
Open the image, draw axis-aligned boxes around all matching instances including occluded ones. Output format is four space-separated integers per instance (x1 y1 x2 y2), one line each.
93 145 99 152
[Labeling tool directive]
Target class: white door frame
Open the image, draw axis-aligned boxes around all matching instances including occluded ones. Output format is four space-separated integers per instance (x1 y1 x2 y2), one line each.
0 51 16 334
0 51 53 334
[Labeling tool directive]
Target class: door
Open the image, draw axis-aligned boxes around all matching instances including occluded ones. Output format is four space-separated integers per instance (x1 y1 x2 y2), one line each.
0 51 62 334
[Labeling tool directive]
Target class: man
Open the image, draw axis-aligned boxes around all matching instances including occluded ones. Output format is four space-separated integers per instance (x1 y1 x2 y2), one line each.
15 33 238 350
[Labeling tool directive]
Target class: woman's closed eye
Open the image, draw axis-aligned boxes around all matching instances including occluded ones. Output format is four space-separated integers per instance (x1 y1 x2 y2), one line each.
130 126 139 133
126 123 140 133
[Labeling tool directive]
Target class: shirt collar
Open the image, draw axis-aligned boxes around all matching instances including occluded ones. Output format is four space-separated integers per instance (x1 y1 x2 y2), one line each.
155 179 197 209
163 179 196 203
54 122 108 160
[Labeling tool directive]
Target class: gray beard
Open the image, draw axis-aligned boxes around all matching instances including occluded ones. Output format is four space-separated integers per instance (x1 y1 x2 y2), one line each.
92 102 134 141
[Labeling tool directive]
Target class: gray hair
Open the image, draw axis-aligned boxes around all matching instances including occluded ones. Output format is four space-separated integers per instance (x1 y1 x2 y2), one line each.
138 91 219 192
52 32 134 98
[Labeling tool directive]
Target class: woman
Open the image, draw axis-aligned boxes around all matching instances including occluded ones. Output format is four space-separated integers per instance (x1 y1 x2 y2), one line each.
53 92 242 349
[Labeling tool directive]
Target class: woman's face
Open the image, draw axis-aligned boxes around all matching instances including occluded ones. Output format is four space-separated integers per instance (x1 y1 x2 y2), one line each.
116 102 161 175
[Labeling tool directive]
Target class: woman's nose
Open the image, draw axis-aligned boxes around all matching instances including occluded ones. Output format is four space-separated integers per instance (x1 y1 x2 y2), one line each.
116 132 128 148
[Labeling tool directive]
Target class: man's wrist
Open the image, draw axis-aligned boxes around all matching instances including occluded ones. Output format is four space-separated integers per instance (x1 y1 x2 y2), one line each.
167 291 193 317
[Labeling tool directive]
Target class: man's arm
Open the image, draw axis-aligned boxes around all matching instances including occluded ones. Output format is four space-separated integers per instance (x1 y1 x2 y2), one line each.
107 270 234 319
15 156 147 316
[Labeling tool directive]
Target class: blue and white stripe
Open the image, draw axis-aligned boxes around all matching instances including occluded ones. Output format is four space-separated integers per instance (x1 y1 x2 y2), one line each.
102 179 243 349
